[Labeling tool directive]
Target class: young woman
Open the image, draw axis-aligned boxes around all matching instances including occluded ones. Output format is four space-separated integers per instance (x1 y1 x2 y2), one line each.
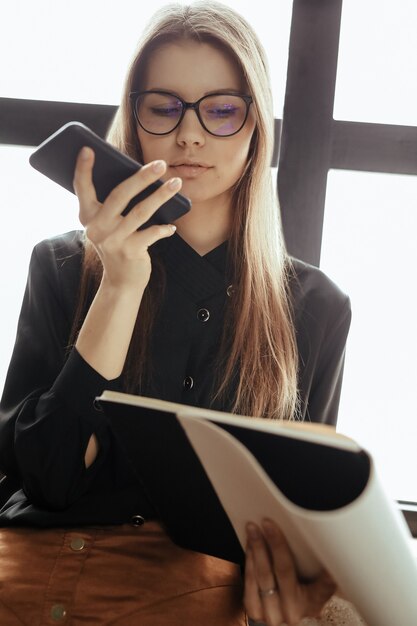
0 2 360 625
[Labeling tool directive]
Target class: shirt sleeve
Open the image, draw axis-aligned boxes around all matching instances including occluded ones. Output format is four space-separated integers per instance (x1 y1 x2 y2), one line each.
305 295 351 426
0 237 121 510
291 258 352 427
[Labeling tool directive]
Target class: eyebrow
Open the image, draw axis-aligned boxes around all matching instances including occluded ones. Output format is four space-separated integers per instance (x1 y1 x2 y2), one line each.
145 87 245 97
207 88 244 94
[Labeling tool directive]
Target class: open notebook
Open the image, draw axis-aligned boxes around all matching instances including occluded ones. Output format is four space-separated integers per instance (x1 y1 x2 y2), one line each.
97 390 417 625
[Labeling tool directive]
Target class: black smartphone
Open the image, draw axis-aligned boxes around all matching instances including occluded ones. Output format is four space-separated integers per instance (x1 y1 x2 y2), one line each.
29 121 191 227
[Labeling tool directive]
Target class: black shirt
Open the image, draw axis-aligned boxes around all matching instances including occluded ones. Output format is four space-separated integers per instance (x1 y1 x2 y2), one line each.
0 230 351 527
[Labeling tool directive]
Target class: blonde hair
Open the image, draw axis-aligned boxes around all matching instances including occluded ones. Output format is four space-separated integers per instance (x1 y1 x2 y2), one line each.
74 1 299 420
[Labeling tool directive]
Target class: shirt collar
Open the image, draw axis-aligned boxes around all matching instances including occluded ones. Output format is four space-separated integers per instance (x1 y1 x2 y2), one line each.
153 234 229 301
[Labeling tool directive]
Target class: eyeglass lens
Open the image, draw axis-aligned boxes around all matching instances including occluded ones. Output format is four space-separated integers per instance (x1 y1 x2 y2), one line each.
135 93 248 136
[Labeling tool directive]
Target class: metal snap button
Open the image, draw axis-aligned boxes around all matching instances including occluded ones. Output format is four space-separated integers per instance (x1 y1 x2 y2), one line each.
50 604 67 621
131 514 145 527
70 537 86 551
183 376 194 390
226 284 234 297
197 308 210 322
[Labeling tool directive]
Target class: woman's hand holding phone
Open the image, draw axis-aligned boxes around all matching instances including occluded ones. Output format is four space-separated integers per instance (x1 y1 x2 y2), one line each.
73 146 182 388
73 146 181 293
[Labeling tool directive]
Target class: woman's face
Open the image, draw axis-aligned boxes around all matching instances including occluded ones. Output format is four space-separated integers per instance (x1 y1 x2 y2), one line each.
136 40 256 210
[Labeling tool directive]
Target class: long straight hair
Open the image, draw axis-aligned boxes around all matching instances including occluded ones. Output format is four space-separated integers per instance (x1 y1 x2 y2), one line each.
71 1 299 420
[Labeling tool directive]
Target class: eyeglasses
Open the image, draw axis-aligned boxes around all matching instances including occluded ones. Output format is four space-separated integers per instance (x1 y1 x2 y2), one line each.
129 90 253 137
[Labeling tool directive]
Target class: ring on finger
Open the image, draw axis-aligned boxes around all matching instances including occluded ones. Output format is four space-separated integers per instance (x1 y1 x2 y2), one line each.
258 586 278 598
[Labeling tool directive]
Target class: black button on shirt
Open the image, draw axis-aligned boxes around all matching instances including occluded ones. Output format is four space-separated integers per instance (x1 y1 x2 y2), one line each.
183 376 194 390
197 308 210 322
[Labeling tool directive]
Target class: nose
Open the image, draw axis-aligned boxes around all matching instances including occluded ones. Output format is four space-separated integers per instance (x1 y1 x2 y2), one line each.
175 108 206 147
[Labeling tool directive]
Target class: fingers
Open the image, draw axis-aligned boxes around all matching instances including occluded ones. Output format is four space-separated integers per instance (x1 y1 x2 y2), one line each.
246 523 284 626
118 174 182 238
73 147 99 224
72 150 181 292
132 223 177 249
262 520 335 620
75 152 182 244
245 520 336 626
244 546 265 623
102 160 168 225
261 519 300 622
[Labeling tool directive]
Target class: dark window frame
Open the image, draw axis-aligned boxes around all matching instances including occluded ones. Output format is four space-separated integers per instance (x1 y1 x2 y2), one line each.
1 0 416 530
278 0 417 266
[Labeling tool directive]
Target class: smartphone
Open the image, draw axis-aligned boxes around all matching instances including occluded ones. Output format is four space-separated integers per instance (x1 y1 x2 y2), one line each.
29 121 191 227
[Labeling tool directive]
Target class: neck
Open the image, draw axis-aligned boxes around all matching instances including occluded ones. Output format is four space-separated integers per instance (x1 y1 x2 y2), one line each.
174 195 232 256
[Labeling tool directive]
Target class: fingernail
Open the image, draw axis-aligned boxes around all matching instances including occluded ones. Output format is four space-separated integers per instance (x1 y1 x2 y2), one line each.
169 224 177 233
152 160 165 174
168 177 182 190
262 519 278 538
246 523 260 540
80 147 91 160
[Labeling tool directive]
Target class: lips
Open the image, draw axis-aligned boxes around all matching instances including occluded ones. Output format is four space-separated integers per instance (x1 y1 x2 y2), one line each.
171 159 212 168
170 160 212 179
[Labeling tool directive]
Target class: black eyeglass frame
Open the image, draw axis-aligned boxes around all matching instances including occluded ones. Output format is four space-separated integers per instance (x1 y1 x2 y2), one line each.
129 90 253 137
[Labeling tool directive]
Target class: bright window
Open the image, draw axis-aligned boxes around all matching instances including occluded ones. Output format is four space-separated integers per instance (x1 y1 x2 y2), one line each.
334 0 417 125
321 170 417 501
330 0 417 502
1 0 292 116
0 145 80 383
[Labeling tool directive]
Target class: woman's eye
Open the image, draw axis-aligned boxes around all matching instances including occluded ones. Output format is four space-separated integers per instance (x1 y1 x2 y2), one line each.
150 106 181 118
206 106 239 119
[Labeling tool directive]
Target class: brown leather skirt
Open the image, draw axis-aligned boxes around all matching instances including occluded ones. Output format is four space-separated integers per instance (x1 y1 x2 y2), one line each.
0 521 247 625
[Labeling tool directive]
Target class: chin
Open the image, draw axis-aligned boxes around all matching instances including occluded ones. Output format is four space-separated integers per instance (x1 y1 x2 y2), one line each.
180 186 212 204
181 182 228 203
188 194 223 207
